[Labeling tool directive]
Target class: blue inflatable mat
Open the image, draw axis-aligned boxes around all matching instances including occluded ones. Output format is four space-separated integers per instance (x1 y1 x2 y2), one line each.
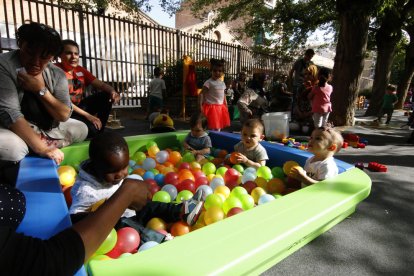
209 131 353 173
15 156 86 276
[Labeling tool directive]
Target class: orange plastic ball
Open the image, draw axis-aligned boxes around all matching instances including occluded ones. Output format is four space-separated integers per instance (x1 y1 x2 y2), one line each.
255 177 268 190
229 152 239 164
170 221 191 236
132 168 146 176
178 170 195 182
266 178 286 194
218 149 228 158
163 161 174 168
168 151 182 165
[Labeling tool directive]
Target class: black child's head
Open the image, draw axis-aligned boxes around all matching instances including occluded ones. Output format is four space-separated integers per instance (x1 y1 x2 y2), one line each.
89 132 130 186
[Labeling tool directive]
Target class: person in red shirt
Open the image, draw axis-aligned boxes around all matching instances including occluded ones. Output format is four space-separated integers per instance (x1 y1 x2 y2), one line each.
55 39 120 138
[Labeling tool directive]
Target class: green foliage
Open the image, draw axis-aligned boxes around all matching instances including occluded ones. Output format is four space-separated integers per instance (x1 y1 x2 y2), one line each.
390 37 408 84
196 67 211 88
162 59 183 97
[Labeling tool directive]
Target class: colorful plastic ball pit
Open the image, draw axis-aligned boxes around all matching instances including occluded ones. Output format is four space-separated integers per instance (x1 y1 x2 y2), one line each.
27 130 370 275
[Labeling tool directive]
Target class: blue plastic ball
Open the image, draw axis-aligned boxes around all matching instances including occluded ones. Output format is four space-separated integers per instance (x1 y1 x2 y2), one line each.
154 173 165 186
143 171 155 180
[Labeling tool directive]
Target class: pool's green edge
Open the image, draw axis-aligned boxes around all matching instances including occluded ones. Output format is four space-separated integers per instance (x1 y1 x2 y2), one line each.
61 131 371 276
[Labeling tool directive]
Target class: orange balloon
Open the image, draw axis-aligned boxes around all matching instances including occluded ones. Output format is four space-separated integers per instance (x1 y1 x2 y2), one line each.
170 221 191 236
168 151 182 165
267 178 286 194
229 152 239 164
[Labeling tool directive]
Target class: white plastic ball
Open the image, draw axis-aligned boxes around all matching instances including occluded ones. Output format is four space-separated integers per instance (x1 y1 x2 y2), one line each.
258 194 275 205
142 157 156 171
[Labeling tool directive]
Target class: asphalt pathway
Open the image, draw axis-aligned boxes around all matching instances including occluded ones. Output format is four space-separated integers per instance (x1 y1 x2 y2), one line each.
109 108 414 276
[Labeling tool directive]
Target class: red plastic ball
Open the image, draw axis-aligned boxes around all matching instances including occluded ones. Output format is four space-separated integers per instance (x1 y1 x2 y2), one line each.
224 168 240 184
164 172 179 186
176 179 196 193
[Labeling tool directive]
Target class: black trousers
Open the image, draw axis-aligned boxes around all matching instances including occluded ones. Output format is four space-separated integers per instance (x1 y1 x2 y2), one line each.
71 92 112 138
71 201 182 244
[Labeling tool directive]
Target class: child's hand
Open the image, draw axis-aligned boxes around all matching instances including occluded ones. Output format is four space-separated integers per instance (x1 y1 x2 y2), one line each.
289 166 306 181
122 179 151 211
235 153 248 164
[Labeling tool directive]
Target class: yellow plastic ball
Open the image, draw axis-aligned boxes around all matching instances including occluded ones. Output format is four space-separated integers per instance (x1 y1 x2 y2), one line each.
283 161 299 175
57 165 77 187
148 146 160 158
214 185 231 199
251 187 267 204
204 206 225 225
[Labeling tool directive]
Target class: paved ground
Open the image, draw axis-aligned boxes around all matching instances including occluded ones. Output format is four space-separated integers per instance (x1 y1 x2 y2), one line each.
109 108 414 276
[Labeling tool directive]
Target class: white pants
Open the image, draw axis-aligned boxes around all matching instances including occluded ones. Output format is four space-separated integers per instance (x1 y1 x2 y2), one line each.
313 112 330 128
0 118 88 162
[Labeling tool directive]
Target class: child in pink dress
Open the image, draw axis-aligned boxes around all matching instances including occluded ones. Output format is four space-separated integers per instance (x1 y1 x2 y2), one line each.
199 58 231 131
308 68 332 128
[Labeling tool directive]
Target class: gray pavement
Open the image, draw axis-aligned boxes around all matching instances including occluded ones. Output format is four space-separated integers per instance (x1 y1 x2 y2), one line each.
110 108 414 276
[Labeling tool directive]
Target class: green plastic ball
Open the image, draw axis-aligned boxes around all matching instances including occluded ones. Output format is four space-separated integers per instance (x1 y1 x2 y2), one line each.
257 166 272 180
95 228 117 255
152 191 171 203
271 167 285 179
202 162 216 175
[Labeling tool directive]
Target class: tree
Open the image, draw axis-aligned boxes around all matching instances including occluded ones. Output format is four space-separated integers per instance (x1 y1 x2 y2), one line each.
396 23 414 108
365 0 414 116
330 0 380 125
187 0 382 125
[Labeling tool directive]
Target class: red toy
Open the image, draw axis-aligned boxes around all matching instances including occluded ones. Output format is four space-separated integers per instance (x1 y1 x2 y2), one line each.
368 162 387 172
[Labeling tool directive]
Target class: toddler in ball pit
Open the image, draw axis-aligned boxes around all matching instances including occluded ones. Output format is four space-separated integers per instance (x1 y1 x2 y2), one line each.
232 119 269 168
69 132 203 240
183 113 212 162
289 127 343 187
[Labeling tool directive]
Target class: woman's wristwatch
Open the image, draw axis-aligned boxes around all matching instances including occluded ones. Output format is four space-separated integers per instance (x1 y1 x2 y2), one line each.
38 87 48 96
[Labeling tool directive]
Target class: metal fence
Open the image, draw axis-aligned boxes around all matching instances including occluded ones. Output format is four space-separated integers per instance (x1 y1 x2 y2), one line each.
0 0 287 107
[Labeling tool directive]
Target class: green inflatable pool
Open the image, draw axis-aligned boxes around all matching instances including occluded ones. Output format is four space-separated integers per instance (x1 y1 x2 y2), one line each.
60 131 371 275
